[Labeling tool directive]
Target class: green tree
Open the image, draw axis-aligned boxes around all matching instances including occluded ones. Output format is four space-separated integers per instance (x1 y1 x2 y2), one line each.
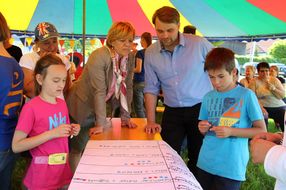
269 40 286 59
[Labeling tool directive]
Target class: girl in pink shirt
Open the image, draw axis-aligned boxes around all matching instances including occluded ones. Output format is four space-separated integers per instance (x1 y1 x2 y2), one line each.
12 54 80 190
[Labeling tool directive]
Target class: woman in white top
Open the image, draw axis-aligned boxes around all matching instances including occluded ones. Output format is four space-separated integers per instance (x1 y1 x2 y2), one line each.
19 22 71 99
249 62 285 131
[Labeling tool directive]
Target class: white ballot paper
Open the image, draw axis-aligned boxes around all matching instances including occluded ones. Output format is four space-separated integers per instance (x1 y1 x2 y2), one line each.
69 140 202 190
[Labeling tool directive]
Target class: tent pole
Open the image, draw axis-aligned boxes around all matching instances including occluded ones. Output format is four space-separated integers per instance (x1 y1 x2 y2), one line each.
82 0 86 65
250 41 256 63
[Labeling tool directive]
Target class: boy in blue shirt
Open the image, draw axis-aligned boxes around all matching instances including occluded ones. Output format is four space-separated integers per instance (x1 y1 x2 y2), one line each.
196 47 267 190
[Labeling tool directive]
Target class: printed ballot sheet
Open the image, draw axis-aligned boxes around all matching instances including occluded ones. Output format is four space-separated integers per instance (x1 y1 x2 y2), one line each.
69 140 202 190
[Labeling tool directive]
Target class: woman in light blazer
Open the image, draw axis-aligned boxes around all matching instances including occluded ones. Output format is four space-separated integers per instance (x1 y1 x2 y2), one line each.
66 22 137 171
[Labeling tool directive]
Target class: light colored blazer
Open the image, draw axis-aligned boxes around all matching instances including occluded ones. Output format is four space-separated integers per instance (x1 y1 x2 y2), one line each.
67 46 134 126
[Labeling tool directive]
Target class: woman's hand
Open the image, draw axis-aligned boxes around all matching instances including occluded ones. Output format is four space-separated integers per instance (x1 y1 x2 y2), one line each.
89 125 104 136
266 80 276 91
250 138 276 164
252 132 283 144
121 119 137 128
261 107 269 118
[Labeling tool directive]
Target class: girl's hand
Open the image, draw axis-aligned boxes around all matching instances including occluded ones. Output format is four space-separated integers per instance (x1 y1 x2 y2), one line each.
198 120 212 135
121 120 137 128
70 123 80 137
210 126 232 138
51 124 72 138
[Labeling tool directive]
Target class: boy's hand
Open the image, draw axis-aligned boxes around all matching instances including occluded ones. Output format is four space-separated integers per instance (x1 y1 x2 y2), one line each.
70 123 80 137
51 124 72 138
210 126 232 138
198 120 212 135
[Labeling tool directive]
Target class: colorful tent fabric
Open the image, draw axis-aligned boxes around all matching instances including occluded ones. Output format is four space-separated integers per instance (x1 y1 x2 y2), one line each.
1 0 286 41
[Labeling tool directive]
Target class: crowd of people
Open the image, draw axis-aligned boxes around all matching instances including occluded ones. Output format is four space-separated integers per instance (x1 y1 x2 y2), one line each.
0 5 285 190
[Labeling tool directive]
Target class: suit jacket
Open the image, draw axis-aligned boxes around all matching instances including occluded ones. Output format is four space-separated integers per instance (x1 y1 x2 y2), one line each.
67 46 134 126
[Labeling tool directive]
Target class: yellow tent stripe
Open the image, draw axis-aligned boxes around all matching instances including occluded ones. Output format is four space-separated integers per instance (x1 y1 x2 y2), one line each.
138 0 202 36
0 0 39 30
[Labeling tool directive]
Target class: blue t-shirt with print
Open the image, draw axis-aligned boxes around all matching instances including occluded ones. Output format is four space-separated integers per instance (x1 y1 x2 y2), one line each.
197 85 263 181
0 56 23 151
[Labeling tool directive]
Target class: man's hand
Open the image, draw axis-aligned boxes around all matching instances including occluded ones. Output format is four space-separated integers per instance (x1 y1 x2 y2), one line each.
145 122 161 134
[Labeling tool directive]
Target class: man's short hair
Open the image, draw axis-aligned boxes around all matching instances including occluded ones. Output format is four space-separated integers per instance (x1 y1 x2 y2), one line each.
183 25 196 34
204 47 235 74
152 6 180 25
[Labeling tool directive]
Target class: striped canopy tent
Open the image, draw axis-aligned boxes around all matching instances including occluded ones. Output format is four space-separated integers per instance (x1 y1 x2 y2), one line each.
1 0 286 41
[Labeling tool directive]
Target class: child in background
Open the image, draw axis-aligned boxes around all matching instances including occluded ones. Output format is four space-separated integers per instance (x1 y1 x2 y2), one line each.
196 47 266 190
12 54 80 190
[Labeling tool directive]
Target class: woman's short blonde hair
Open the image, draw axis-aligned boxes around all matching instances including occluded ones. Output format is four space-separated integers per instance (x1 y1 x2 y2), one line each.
270 65 279 72
246 65 256 73
106 22 135 48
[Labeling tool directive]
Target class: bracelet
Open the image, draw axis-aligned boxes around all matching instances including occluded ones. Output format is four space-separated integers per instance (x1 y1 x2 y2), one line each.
276 132 284 144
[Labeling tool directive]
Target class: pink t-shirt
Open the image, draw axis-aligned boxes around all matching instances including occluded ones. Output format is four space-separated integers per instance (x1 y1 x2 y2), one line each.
16 96 73 190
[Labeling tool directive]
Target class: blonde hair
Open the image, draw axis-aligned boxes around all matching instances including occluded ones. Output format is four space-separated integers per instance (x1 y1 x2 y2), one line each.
106 22 135 48
270 65 279 72
245 65 256 73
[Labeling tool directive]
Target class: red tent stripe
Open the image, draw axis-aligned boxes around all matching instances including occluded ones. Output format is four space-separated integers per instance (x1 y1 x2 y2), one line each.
107 0 156 36
247 0 286 22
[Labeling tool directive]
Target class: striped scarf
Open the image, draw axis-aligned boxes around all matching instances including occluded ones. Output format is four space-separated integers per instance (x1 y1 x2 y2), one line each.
105 50 129 113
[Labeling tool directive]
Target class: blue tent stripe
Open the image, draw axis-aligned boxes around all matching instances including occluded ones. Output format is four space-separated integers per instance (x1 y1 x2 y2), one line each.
27 0 75 33
171 0 247 37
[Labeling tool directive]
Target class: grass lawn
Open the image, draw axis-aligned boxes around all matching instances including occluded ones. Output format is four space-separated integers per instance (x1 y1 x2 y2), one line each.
12 116 278 190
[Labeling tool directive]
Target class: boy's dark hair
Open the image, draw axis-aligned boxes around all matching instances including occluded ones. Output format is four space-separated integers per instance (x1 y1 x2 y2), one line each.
0 13 10 42
204 47 235 74
34 54 65 96
257 62 270 72
152 6 180 25
141 32 152 47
